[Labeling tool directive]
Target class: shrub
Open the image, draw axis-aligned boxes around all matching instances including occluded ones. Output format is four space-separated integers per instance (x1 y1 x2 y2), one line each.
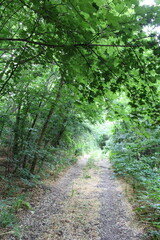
108 121 160 235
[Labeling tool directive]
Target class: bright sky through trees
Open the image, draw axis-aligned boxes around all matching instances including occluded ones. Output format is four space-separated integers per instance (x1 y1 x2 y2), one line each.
141 0 156 5
141 0 160 33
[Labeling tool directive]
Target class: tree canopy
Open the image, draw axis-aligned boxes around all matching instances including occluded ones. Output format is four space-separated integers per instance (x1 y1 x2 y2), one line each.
1 0 160 113
0 0 160 172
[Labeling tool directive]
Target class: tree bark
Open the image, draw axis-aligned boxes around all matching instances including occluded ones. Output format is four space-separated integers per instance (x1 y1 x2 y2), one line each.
22 73 55 168
30 78 64 173
52 117 68 147
13 103 22 156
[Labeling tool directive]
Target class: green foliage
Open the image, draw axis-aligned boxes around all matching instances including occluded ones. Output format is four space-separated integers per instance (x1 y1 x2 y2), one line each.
147 230 160 240
0 210 17 228
0 0 160 236
0 209 22 237
12 198 32 211
0 0 159 174
70 186 75 198
97 134 109 149
0 196 30 237
108 121 160 235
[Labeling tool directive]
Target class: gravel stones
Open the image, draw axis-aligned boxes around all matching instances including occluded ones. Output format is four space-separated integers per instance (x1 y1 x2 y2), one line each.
4 153 144 240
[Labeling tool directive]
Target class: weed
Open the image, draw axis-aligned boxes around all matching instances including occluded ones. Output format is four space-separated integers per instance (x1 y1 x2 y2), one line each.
84 175 91 179
83 153 100 171
0 210 17 228
12 198 32 211
82 151 101 179
70 186 75 198
0 196 31 238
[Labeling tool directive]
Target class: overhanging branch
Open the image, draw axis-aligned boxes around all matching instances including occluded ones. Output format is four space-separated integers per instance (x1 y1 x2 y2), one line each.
0 38 140 48
0 48 22 51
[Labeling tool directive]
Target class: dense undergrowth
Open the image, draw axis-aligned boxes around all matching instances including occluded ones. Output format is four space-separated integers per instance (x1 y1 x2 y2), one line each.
0 149 76 238
0 121 97 237
107 121 160 239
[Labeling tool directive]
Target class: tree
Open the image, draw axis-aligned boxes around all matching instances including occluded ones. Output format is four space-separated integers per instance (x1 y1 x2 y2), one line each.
0 0 160 172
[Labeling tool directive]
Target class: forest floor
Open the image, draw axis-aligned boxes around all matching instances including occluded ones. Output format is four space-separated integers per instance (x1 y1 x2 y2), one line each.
3 152 147 240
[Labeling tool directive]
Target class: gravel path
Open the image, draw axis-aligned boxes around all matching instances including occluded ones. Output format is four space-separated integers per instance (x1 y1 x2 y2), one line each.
4 153 145 240
99 158 144 240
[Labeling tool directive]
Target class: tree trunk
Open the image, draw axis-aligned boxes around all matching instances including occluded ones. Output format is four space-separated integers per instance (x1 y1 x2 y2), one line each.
22 101 42 168
52 117 67 147
13 103 22 156
30 78 64 173
22 74 54 168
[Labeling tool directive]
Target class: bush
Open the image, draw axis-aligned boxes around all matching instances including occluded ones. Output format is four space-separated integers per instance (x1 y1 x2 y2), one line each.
97 134 109 149
108 121 160 235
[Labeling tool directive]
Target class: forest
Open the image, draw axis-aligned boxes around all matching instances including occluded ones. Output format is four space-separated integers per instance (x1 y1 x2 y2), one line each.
0 0 160 239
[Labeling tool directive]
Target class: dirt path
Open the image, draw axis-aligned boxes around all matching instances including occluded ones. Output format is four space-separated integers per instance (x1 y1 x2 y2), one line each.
6 152 144 240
